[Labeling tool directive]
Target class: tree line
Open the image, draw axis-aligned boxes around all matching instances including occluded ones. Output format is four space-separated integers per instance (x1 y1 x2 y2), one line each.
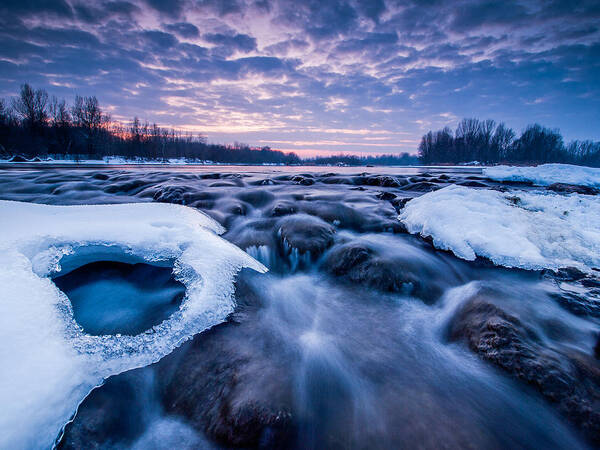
418 118 600 166
305 153 419 166
0 83 302 164
0 83 419 166
6 84 596 167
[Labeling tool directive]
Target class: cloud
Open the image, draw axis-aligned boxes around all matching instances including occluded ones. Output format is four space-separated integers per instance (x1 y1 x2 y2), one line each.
0 0 73 18
142 30 178 49
144 0 184 17
74 2 139 23
0 0 597 154
203 32 257 54
164 22 200 38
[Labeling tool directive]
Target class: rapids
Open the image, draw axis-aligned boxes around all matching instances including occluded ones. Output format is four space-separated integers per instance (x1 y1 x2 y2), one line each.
0 166 598 449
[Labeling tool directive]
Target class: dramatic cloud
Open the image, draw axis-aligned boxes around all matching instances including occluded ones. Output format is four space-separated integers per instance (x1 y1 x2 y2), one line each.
0 0 598 155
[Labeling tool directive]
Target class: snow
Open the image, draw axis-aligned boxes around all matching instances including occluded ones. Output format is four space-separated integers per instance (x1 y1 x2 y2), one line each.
484 164 600 187
0 201 266 449
399 185 600 272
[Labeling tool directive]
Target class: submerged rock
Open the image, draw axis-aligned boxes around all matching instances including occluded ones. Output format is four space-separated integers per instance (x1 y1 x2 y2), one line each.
291 175 315 186
448 292 600 444
376 191 397 201
104 179 149 194
61 276 298 450
551 291 600 318
59 369 155 449
277 214 335 256
401 181 441 192
157 275 298 448
270 201 297 217
160 322 295 448
457 180 488 188
353 175 406 187
500 179 534 187
544 267 588 282
321 240 452 302
390 197 412 213
320 176 353 184
92 173 109 181
236 189 275 207
323 243 420 296
547 183 599 196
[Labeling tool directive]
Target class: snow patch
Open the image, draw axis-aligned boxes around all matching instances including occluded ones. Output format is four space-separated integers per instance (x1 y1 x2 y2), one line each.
399 185 600 272
484 164 600 187
0 201 266 449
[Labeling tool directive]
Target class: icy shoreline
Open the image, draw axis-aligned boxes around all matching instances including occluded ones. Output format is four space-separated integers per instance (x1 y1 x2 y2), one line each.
0 201 265 448
484 163 600 187
399 184 600 272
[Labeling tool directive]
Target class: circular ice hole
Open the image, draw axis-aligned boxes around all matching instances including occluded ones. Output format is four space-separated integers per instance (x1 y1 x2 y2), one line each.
52 261 186 336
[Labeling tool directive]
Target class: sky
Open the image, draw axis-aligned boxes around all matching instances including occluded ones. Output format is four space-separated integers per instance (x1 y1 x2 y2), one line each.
0 0 598 156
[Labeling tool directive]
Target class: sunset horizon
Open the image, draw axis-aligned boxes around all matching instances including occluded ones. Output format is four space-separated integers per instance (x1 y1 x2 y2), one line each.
1 0 598 157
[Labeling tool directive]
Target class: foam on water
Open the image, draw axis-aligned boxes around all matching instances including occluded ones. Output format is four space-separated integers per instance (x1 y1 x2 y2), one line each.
0 200 266 449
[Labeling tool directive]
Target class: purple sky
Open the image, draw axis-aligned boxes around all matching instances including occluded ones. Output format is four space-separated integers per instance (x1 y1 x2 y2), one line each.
0 0 599 156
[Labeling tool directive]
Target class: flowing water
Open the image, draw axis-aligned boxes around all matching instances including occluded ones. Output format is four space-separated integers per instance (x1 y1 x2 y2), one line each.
0 166 597 449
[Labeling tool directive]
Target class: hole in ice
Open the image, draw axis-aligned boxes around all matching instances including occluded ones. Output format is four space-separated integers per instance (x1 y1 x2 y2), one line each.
52 261 186 336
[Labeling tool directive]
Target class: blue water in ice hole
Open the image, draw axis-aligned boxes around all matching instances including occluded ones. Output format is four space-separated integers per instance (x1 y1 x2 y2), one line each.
53 261 186 336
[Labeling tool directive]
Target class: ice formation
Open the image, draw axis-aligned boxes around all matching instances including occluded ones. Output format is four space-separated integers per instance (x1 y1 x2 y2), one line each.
0 200 266 449
399 185 600 272
484 163 600 187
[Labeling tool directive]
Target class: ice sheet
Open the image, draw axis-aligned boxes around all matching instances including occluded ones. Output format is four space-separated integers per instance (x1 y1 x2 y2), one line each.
399 185 600 272
0 200 266 448
484 164 600 187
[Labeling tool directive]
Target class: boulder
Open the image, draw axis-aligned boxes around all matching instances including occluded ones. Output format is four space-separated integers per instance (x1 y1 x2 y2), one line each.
448 292 600 444
236 189 275 207
291 175 315 186
321 241 447 302
376 191 397 201
159 276 297 448
277 214 335 256
401 181 441 192
390 197 412 213
547 183 599 196
457 180 488 188
352 176 406 187
270 201 297 217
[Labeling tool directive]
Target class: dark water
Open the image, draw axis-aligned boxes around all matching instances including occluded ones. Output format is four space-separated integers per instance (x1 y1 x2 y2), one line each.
0 166 598 449
53 261 185 336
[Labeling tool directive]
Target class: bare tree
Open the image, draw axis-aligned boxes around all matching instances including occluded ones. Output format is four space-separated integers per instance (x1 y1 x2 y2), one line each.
72 95 104 130
510 124 564 163
48 96 73 154
72 95 106 154
11 83 48 131
49 96 71 128
491 123 515 162
0 98 8 125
